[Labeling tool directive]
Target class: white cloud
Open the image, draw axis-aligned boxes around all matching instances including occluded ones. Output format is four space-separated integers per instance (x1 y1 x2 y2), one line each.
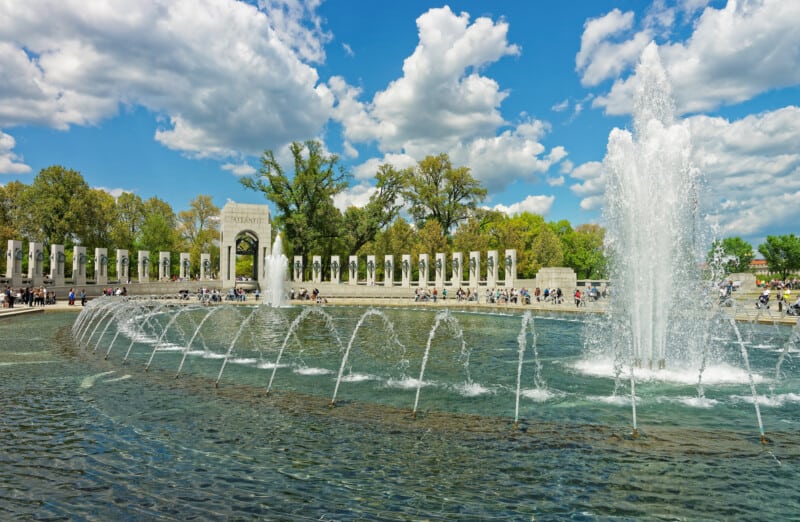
591 1 800 115
96 186 132 199
0 130 31 174
350 153 417 181
222 162 257 176
0 0 333 157
333 182 375 211
329 7 566 194
551 99 569 112
569 107 800 237
688 106 800 236
488 194 555 216
576 9 650 87
342 42 354 57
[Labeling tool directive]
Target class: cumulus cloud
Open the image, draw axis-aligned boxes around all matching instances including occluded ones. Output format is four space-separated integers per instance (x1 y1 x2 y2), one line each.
0 131 31 174
333 182 375 211
568 107 800 237
0 0 333 158
330 6 566 194
589 1 800 115
576 9 651 87
488 194 555 217
689 106 800 236
222 162 257 176
96 186 132 199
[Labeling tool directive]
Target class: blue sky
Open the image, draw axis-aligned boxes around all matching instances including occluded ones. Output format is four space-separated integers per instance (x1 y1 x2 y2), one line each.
1 0 798 247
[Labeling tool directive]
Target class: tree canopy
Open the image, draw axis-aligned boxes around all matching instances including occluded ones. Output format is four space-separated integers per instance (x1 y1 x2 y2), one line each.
403 153 487 235
758 234 800 279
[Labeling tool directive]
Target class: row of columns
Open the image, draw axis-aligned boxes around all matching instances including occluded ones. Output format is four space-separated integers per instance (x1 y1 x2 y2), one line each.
4 241 212 287
292 250 517 288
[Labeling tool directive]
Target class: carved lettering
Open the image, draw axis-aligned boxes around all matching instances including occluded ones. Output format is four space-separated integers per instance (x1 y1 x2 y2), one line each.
231 216 264 225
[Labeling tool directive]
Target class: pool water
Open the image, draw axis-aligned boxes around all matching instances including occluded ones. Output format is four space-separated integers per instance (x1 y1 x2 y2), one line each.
1 309 799 520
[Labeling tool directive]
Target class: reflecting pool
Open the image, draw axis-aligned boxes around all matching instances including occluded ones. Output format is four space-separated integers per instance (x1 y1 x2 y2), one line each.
2 308 799 520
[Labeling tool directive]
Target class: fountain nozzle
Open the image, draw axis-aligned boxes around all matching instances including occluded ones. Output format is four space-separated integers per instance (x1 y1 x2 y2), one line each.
761 434 768 445
513 420 519 431
632 428 640 439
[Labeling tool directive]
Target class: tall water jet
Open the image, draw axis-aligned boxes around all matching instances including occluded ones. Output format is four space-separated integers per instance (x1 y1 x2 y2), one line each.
263 234 288 307
601 42 707 371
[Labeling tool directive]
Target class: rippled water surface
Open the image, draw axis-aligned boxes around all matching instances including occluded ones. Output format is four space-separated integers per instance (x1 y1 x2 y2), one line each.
2 310 799 520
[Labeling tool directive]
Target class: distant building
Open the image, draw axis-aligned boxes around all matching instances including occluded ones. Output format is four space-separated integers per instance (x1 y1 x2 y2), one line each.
749 259 769 275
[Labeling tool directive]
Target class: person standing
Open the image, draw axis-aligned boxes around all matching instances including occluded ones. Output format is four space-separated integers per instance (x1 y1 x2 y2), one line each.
68 288 75 305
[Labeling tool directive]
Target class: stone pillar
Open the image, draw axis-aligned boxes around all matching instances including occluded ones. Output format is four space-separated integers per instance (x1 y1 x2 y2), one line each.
116 249 129 283
434 253 446 288
179 253 190 279
469 251 480 289
418 254 429 288
504 249 517 288
73 246 87 286
366 255 376 286
200 253 211 280
157 252 170 281
312 256 322 283
138 251 150 283
451 252 463 288
28 242 45 286
51 244 66 286
384 255 394 287
401 254 411 288
6 240 23 287
94 248 108 286
348 255 358 285
487 249 498 288
330 255 341 283
293 256 303 282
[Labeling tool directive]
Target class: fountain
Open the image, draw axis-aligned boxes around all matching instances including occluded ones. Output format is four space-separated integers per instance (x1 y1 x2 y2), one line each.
263 234 288 307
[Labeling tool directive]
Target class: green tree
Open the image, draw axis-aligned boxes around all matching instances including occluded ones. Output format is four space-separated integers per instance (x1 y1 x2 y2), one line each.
81 189 116 249
709 236 754 274
111 192 145 253
758 234 800 279
137 197 180 263
561 223 606 279
15 165 94 246
0 181 26 272
178 195 220 268
342 164 407 255
403 153 487 236
240 140 349 262
532 225 564 268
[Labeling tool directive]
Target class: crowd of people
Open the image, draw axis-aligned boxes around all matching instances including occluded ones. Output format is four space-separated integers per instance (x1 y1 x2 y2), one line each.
2 285 57 308
409 285 608 307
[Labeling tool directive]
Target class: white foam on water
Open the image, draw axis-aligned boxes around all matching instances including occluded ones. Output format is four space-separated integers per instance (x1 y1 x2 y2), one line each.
256 361 289 370
573 358 766 385
731 392 800 407
0 360 57 367
202 352 226 359
521 387 557 402
340 372 375 383
454 381 492 397
294 367 332 376
80 370 116 389
591 394 637 406
671 396 718 408
231 358 257 365
103 375 132 383
387 377 428 390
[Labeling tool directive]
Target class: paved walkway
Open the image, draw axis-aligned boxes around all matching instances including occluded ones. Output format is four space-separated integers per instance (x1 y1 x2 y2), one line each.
2 294 797 327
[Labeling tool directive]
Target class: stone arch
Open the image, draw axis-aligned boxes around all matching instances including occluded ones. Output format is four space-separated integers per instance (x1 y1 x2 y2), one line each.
220 202 271 290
